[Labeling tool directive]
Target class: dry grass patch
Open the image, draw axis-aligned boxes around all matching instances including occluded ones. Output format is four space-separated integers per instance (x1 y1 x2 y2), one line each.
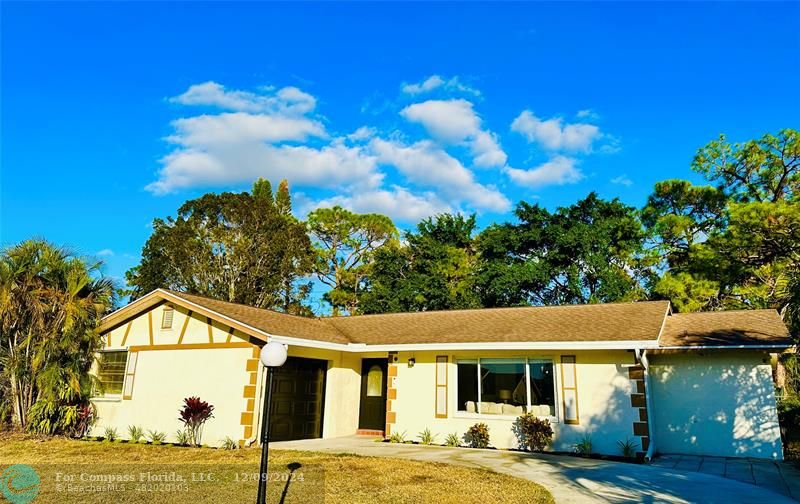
0 435 553 504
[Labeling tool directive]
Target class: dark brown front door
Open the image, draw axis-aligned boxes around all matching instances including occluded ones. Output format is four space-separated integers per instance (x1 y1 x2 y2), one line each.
358 358 388 430
269 357 327 441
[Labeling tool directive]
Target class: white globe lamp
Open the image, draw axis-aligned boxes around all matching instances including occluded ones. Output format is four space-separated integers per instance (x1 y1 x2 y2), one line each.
260 341 288 368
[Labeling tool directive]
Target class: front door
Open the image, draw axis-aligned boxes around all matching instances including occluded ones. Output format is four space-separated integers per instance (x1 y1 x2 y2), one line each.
358 358 388 430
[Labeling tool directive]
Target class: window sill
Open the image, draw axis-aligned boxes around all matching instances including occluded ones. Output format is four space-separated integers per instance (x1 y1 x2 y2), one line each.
92 396 123 402
453 412 560 424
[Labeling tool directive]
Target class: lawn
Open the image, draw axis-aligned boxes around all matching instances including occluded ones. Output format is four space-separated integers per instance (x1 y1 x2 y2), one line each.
0 435 553 504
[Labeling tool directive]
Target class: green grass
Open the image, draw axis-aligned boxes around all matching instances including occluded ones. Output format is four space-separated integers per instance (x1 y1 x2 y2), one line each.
0 435 554 504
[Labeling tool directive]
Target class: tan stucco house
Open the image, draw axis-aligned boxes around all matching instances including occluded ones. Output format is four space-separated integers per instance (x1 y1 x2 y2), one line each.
92 289 794 460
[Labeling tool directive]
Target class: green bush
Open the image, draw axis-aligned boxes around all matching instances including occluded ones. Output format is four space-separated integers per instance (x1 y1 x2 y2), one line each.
128 425 144 443
418 428 436 445
617 437 639 458
220 437 239 450
388 430 408 443
466 423 490 449
445 432 461 447
147 430 167 444
778 396 800 430
574 434 592 457
515 414 554 452
103 426 117 442
175 429 190 446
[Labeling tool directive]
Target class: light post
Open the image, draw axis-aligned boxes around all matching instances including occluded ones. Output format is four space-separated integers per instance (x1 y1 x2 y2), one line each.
256 341 288 504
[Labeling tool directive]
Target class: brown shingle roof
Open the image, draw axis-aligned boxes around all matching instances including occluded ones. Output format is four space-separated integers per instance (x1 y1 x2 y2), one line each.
164 290 349 344
326 301 670 345
660 309 792 347
104 290 793 349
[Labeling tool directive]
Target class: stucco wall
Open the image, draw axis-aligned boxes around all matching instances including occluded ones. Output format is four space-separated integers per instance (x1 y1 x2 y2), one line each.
390 350 642 455
649 351 783 460
93 346 252 446
92 304 254 446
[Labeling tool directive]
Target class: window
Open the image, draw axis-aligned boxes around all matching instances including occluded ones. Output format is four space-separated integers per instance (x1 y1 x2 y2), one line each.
97 351 127 395
161 307 174 329
456 358 557 418
366 365 383 396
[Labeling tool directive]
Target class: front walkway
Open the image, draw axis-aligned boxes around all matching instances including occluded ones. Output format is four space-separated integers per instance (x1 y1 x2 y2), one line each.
272 436 797 503
650 454 800 500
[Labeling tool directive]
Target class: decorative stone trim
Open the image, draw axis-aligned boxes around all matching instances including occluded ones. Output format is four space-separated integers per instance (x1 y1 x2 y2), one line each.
385 351 399 436
628 365 649 458
240 345 261 445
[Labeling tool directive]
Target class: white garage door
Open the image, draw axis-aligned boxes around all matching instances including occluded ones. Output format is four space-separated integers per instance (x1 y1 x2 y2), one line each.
649 351 783 459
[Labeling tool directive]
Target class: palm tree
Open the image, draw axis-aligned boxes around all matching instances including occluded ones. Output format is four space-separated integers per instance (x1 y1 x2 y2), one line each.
0 240 114 433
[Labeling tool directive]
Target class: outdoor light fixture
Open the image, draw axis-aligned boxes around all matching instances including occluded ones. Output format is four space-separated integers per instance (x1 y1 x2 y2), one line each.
407 357 415 368
256 341 288 504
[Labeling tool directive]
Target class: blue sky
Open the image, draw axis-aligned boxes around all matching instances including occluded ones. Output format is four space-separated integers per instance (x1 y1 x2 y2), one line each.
2 2 799 290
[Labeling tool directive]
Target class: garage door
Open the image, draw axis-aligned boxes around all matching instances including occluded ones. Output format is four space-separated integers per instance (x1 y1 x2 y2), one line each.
269 357 327 441
649 351 782 459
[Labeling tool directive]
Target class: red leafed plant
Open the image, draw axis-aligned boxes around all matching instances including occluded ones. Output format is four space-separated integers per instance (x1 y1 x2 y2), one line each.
178 396 214 447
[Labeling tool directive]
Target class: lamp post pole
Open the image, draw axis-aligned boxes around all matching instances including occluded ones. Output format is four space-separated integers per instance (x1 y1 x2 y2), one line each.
256 342 288 504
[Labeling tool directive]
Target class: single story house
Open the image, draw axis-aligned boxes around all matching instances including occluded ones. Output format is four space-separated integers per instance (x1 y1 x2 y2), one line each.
92 288 794 460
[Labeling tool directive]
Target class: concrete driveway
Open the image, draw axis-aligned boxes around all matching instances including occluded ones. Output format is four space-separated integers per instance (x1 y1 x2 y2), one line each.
272 436 796 504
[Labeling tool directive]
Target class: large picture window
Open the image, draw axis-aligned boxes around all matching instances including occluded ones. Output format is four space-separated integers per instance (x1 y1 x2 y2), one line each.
97 351 127 396
457 358 556 418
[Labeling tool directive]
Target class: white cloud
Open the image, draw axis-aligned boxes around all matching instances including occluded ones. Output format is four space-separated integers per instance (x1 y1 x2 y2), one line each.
576 109 600 120
371 138 509 212
170 81 316 115
511 110 600 152
96 249 114 257
167 113 325 147
148 83 385 194
312 186 452 222
611 175 633 186
401 75 480 97
347 126 376 142
505 156 583 187
400 99 506 168
148 142 381 195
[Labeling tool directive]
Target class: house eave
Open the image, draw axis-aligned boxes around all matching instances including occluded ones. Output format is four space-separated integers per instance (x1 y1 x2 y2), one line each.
266 334 662 352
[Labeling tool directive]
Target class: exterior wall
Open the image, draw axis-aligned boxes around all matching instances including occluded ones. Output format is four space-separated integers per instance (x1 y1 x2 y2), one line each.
92 304 257 447
649 351 783 460
277 346 366 439
389 350 643 455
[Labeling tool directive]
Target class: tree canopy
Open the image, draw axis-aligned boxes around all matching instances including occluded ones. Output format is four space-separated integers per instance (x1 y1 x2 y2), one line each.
361 214 482 313
644 128 799 335
126 178 314 315
0 240 114 432
307 206 398 315
476 193 650 306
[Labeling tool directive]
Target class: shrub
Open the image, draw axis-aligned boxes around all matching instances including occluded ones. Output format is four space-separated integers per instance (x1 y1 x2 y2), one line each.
418 428 436 445
388 430 408 443
147 430 167 444
178 396 214 447
514 414 554 452
103 426 117 442
445 432 461 447
128 425 144 443
75 404 96 438
466 423 490 449
221 437 238 450
617 437 639 458
574 434 592 457
175 429 190 446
